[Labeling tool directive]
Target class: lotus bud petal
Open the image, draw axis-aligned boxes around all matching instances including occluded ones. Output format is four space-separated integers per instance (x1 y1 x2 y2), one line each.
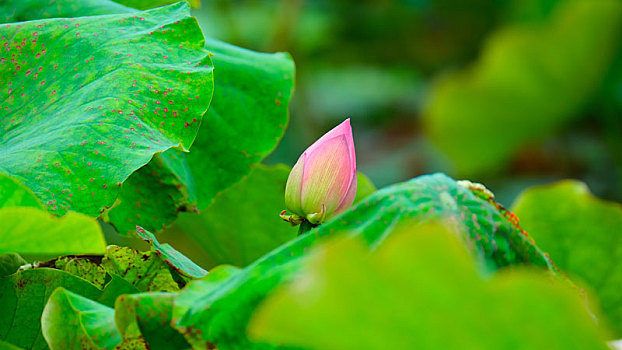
284 119 357 224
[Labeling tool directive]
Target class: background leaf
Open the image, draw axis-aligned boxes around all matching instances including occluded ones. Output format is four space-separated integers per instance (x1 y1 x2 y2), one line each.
423 0 622 175
164 164 297 267
0 2 213 216
512 180 622 337
249 222 609 350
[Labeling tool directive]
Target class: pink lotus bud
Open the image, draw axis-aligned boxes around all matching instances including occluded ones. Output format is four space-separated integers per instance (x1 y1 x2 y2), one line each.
284 119 357 225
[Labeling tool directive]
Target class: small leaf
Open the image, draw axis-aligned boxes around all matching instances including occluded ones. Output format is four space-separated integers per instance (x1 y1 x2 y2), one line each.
42 288 120 350
512 180 622 337
135 226 207 279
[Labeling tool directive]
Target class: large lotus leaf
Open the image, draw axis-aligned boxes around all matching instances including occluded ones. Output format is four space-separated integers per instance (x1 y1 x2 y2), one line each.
41 288 120 350
114 293 189 350
423 0 622 175
0 2 214 217
101 246 180 292
106 38 295 234
248 222 609 350
135 226 207 279
512 180 622 337
0 268 102 350
175 173 556 349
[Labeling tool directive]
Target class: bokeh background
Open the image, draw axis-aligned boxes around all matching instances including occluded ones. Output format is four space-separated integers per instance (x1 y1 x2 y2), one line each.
102 0 622 268
191 0 622 206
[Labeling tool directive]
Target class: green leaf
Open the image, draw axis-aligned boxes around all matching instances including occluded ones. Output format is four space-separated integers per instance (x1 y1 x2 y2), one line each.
0 174 43 209
0 207 106 255
1 0 296 235
0 174 106 255
172 264 241 321
41 288 121 350
0 0 134 23
0 2 214 216
353 171 376 204
104 152 196 235
107 39 295 234
248 222 609 350
0 265 141 349
0 268 103 350
0 253 27 277
423 0 622 175
170 164 297 267
135 226 207 279
175 173 556 349
101 246 180 292
512 180 622 337
187 39 294 210
0 340 24 350
113 0 200 11
114 293 190 350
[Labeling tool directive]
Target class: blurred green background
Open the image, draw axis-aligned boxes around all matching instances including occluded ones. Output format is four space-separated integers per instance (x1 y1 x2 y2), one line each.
191 0 622 206
102 0 622 269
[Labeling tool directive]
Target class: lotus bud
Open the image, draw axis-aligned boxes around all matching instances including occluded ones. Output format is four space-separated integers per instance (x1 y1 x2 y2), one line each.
283 119 357 225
